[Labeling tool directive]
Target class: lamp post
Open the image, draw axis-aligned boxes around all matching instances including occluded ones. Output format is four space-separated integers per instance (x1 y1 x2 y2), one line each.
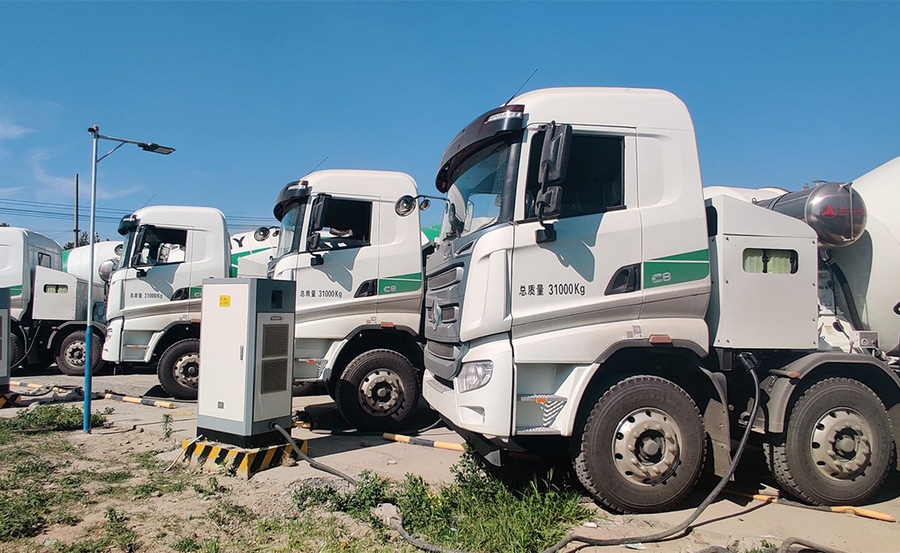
84 125 174 432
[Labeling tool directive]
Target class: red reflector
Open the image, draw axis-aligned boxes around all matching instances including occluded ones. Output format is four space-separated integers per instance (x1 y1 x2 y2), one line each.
380 322 395 328
648 334 673 344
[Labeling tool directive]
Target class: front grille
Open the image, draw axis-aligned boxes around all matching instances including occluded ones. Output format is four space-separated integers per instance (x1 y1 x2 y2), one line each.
429 266 462 290
427 341 457 360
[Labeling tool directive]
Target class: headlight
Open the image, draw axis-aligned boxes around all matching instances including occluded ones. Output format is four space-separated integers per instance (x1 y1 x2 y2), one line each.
457 361 493 393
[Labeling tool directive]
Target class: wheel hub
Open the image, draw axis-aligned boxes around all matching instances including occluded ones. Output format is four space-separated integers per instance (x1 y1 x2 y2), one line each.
65 342 86 367
173 353 200 388
810 408 872 479
358 369 402 415
613 408 681 485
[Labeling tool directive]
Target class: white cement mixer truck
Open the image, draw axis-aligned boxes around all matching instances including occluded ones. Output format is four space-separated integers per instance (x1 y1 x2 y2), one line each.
0 228 120 375
419 87 900 513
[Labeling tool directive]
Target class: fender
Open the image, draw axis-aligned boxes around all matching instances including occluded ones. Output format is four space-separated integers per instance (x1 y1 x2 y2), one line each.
761 352 900 434
47 320 107 349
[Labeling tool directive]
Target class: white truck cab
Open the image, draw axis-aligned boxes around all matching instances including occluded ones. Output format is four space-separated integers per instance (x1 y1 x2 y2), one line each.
268 170 427 429
423 88 900 513
103 206 277 398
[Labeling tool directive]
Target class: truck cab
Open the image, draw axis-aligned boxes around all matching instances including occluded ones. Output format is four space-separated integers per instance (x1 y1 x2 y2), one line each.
268 170 426 429
103 206 278 398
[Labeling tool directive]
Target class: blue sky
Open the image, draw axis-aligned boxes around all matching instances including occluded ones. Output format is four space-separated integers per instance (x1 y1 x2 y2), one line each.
1 1 898 244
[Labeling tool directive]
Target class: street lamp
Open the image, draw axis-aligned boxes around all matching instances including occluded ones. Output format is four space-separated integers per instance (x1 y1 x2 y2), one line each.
84 125 174 432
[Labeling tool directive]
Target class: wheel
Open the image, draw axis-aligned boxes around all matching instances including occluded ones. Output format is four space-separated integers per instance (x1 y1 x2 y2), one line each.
157 339 200 400
765 378 893 505
334 349 420 431
292 380 316 396
9 331 25 376
572 375 706 513
56 330 103 376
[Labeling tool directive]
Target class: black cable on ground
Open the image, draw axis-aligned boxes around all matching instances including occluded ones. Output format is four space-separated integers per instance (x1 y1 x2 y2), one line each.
272 422 358 486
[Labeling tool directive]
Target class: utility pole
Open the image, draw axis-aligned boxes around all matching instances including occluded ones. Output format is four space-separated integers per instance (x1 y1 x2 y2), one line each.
74 174 80 247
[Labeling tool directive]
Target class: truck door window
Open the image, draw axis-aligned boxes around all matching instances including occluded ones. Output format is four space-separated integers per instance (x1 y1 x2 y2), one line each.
134 227 188 266
315 198 372 250
37 252 52 267
525 132 624 219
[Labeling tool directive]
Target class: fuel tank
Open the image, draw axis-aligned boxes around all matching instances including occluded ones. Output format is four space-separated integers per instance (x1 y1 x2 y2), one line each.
828 157 900 354
756 181 867 248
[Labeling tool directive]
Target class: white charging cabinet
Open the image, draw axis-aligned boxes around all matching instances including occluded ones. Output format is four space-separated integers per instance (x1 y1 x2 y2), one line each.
0 289 9 386
197 278 295 447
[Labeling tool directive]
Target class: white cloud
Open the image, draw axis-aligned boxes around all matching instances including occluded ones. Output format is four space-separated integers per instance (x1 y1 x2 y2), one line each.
0 116 32 141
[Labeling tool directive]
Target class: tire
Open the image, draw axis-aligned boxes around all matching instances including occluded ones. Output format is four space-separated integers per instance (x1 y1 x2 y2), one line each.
334 349 420 431
765 378 893 505
292 380 316 396
56 330 103 376
9 331 25 376
157 339 200 400
572 375 706 513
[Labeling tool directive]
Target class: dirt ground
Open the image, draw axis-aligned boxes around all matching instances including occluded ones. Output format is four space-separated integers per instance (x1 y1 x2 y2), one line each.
4 370 900 552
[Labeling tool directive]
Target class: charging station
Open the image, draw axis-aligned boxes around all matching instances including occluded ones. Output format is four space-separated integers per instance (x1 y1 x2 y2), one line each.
0 288 17 408
196 278 295 447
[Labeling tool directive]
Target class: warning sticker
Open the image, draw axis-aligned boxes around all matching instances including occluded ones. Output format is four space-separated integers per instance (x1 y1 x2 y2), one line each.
219 295 231 307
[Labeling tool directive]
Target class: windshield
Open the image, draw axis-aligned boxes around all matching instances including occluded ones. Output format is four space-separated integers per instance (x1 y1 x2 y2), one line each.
275 200 308 258
441 139 519 240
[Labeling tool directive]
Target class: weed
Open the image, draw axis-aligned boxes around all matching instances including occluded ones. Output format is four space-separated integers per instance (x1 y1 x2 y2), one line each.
291 450 590 553
105 507 139 550
193 475 227 497
162 413 173 438
208 499 254 528
172 536 201 552
0 404 106 433
0 484 50 539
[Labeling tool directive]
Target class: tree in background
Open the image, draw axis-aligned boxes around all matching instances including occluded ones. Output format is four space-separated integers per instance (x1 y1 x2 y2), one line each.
63 231 96 250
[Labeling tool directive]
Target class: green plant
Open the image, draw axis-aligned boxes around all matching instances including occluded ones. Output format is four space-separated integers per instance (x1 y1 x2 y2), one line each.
290 451 590 553
162 413 173 438
0 404 106 433
193 475 227 497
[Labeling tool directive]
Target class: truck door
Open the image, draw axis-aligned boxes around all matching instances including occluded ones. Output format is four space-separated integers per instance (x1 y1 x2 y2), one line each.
120 225 195 332
291 193 381 375
510 128 642 364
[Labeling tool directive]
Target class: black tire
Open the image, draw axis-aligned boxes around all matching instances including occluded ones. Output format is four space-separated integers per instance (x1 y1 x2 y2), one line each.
56 330 103 376
157 339 200 400
334 349 419 431
765 378 893 506
572 375 706 513
9 331 25 376
292 380 316 396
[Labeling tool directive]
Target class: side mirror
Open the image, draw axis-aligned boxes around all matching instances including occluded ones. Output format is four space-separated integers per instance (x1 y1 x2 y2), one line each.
309 194 331 232
395 195 416 217
535 186 562 219
395 195 434 217
535 122 572 244
307 232 321 252
538 123 572 187
98 259 118 283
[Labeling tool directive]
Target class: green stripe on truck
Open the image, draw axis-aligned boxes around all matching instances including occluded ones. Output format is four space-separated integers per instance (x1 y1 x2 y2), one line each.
378 273 422 295
643 249 710 289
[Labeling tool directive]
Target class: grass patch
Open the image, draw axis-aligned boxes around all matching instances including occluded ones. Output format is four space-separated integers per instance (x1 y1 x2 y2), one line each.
292 449 591 552
0 404 107 433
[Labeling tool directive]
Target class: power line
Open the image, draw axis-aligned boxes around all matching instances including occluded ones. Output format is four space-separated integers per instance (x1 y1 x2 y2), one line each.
0 198 275 228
